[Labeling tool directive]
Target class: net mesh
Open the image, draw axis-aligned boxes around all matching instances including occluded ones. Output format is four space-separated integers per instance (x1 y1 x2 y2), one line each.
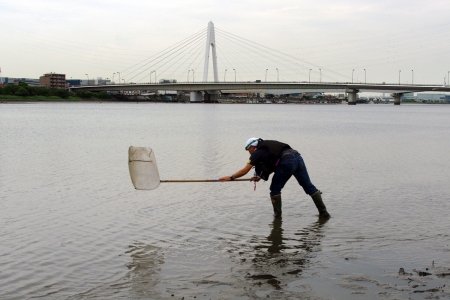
128 146 161 190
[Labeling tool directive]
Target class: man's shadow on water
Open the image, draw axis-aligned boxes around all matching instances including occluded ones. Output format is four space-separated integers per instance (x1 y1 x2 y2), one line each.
248 217 329 290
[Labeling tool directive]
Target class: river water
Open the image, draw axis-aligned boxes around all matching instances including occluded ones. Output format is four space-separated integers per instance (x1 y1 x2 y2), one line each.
1 102 450 299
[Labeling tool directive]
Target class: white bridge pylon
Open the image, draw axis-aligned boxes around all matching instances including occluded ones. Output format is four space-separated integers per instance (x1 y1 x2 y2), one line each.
203 21 219 82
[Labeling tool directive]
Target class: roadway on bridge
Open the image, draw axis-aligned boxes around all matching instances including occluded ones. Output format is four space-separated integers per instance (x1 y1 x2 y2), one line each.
71 82 450 94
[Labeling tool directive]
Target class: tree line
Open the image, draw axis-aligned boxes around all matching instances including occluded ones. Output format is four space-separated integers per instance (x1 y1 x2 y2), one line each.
0 82 110 99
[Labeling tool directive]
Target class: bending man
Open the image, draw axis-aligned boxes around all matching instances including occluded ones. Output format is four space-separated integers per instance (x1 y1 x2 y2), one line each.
219 138 330 219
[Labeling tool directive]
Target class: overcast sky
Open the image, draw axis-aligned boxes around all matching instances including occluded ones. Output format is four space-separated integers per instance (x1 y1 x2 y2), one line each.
1 0 449 85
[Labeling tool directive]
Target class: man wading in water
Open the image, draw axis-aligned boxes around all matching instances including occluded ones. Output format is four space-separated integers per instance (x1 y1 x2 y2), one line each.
219 138 330 219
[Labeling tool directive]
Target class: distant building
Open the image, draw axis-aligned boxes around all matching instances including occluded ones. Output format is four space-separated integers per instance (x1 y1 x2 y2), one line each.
67 79 111 86
96 78 111 85
2 77 40 86
402 92 416 101
40 73 66 89
417 93 449 102
66 79 82 86
83 79 96 86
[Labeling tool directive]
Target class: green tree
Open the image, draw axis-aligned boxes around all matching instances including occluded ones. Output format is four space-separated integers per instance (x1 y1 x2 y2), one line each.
15 87 30 97
76 91 93 99
4 84 17 95
36 87 51 96
25 86 37 96
95 91 111 99
54 89 70 99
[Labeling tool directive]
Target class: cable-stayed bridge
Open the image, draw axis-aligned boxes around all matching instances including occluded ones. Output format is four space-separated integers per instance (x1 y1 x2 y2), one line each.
72 22 450 105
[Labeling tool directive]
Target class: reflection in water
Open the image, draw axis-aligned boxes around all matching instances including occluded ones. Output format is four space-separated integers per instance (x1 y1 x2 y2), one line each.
124 242 164 298
291 217 329 255
249 218 329 290
267 218 284 254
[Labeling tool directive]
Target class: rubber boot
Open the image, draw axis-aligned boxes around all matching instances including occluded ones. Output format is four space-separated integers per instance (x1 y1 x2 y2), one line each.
270 194 282 218
311 190 330 218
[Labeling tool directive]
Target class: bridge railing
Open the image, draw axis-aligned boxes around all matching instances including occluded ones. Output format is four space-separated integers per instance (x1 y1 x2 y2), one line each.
90 81 447 87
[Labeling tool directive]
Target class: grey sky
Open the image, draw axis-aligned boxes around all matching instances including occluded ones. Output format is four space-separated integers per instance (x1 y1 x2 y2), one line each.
1 0 449 84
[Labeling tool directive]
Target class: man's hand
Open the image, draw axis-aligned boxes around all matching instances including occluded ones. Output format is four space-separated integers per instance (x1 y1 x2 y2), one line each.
251 176 261 182
219 164 253 182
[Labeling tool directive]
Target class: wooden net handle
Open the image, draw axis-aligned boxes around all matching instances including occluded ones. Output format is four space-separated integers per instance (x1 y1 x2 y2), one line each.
160 178 252 183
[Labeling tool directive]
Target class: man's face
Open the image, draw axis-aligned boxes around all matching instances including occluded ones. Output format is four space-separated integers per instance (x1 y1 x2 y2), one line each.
248 146 256 154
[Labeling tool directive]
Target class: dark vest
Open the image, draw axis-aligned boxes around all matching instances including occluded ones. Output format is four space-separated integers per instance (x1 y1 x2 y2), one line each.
254 140 291 180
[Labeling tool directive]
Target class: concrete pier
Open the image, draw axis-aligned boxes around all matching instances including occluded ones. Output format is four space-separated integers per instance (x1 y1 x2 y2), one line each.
346 89 359 105
190 91 203 102
392 93 403 105
204 91 219 103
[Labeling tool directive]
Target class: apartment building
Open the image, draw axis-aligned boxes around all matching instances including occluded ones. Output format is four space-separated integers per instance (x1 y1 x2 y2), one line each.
39 73 66 89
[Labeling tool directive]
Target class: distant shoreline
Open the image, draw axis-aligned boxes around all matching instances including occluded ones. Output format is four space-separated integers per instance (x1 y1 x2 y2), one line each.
1 96 448 105
2 100 447 105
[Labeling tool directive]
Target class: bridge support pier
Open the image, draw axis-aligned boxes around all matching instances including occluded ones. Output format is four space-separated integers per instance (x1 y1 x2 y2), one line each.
346 89 359 105
204 90 219 103
392 93 403 105
190 92 203 103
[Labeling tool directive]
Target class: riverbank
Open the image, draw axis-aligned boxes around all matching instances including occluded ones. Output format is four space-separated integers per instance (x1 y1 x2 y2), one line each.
0 95 85 102
0 94 158 103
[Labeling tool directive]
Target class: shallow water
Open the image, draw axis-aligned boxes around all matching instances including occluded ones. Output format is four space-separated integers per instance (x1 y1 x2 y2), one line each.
1 102 450 299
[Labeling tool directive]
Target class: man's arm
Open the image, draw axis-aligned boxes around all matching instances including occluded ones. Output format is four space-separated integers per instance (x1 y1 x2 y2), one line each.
219 164 253 181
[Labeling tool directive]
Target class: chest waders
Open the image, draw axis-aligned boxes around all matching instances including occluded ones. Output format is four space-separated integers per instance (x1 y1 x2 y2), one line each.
311 190 330 218
257 140 331 219
254 140 291 181
256 140 290 218
270 194 282 218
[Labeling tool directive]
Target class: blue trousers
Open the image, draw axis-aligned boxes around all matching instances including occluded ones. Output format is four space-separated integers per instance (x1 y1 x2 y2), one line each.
269 152 318 196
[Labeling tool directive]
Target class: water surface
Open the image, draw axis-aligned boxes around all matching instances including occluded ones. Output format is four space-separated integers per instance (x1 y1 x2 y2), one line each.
1 102 449 299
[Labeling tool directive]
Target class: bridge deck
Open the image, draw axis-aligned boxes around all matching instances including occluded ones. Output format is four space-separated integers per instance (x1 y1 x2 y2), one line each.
71 82 450 94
